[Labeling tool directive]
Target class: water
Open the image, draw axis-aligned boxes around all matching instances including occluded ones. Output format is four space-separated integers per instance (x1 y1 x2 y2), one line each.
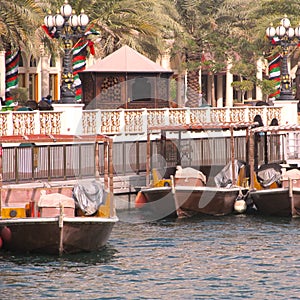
1 211 300 299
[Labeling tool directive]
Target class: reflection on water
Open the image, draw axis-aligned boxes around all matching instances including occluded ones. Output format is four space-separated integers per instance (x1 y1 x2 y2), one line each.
1 213 300 299
0 245 118 266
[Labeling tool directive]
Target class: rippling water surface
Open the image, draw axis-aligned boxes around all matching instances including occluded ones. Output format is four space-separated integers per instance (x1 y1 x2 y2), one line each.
1 211 300 299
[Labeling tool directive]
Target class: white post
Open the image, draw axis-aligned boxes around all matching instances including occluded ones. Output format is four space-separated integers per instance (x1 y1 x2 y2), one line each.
273 100 299 124
52 104 84 135
40 46 50 100
216 75 223 107
256 58 263 101
226 59 234 107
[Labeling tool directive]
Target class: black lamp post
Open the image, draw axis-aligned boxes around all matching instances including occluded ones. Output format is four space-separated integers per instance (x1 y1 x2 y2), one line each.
266 16 300 100
44 0 89 103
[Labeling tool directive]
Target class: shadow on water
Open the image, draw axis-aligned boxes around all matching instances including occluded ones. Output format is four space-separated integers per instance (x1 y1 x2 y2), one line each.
118 204 300 226
0 244 118 266
139 211 300 231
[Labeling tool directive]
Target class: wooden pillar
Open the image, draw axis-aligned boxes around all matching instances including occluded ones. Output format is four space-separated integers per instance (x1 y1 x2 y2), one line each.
95 142 100 180
104 141 108 190
230 126 236 185
264 132 268 164
108 139 114 217
146 131 151 185
249 131 255 189
246 127 250 165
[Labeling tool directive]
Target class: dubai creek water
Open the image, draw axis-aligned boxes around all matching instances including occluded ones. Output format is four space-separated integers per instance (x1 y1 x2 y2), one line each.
1 209 300 300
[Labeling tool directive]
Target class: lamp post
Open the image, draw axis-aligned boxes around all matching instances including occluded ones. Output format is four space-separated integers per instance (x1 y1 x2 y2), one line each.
44 0 89 103
266 16 300 100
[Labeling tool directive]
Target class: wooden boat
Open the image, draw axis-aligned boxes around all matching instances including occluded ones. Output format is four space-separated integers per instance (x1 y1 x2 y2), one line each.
0 134 118 255
135 123 253 218
247 125 300 217
173 160 249 217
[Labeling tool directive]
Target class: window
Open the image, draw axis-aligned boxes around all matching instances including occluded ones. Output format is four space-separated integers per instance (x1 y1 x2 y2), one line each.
30 56 37 67
132 77 151 101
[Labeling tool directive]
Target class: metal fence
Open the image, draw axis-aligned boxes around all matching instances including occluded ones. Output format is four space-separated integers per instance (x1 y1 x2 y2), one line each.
1 135 285 184
2 143 97 183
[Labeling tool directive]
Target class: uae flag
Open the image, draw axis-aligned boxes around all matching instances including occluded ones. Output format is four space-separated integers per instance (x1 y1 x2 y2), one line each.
72 39 95 102
5 49 20 100
267 54 281 99
72 40 88 102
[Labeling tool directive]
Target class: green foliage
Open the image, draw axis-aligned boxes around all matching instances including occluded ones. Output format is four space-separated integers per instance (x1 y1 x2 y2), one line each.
231 80 254 102
10 87 29 105
231 80 254 92
82 0 183 59
0 0 45 51
230 60 257 81
170 78 177 100
202 60 226 74
257 79 279 101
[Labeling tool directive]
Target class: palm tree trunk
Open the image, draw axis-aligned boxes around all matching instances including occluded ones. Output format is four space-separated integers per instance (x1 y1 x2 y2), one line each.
185 68 200 107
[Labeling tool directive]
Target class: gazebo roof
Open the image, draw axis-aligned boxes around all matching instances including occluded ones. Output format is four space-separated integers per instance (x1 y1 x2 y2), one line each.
83 45 172 73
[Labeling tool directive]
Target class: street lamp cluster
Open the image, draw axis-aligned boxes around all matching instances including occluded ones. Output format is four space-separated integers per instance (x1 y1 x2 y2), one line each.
44 0 89 103
266 16 300 101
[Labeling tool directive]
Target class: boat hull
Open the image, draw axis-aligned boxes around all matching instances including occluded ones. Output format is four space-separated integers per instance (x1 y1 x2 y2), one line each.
249 188 300 217
0 217 117 255
137 186 246 217
175 186 246 216
138 186 177 219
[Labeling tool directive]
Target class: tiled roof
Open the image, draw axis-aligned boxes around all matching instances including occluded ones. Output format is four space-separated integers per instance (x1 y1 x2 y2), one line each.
83 45 172 73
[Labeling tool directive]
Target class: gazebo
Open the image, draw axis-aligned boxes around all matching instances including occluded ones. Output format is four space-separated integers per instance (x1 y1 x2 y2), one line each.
79 45 173 109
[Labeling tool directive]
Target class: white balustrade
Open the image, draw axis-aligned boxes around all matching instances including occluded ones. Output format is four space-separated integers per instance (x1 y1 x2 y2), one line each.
0 105 289 138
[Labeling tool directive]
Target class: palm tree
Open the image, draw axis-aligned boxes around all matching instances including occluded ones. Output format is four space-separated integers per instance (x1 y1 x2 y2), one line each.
174 0 264 107
44 0 182 60
171 0 202 107
0 0 45 52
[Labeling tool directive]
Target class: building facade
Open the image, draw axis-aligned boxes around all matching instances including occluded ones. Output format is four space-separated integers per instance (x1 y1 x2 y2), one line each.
0 47 285 108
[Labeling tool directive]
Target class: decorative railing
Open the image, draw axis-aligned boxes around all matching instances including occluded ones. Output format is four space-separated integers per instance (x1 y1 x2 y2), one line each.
82 110 97 134
95 106 283 135
0 112 9 136
39 112 62 134
0 106 285 137
0 111 63 136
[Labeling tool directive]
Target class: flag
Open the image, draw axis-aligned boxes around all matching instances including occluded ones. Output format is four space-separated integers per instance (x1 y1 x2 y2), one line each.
72 40 88 102
87 40 95 55
72 38 96 101
267 54 281 99
5 49 20 101
42 24 55 38
85 28 100 36
271 36 280 45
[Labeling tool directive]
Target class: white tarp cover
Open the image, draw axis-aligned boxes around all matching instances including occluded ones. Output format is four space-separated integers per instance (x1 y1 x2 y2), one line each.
72 181 106 215
214 160 246 188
